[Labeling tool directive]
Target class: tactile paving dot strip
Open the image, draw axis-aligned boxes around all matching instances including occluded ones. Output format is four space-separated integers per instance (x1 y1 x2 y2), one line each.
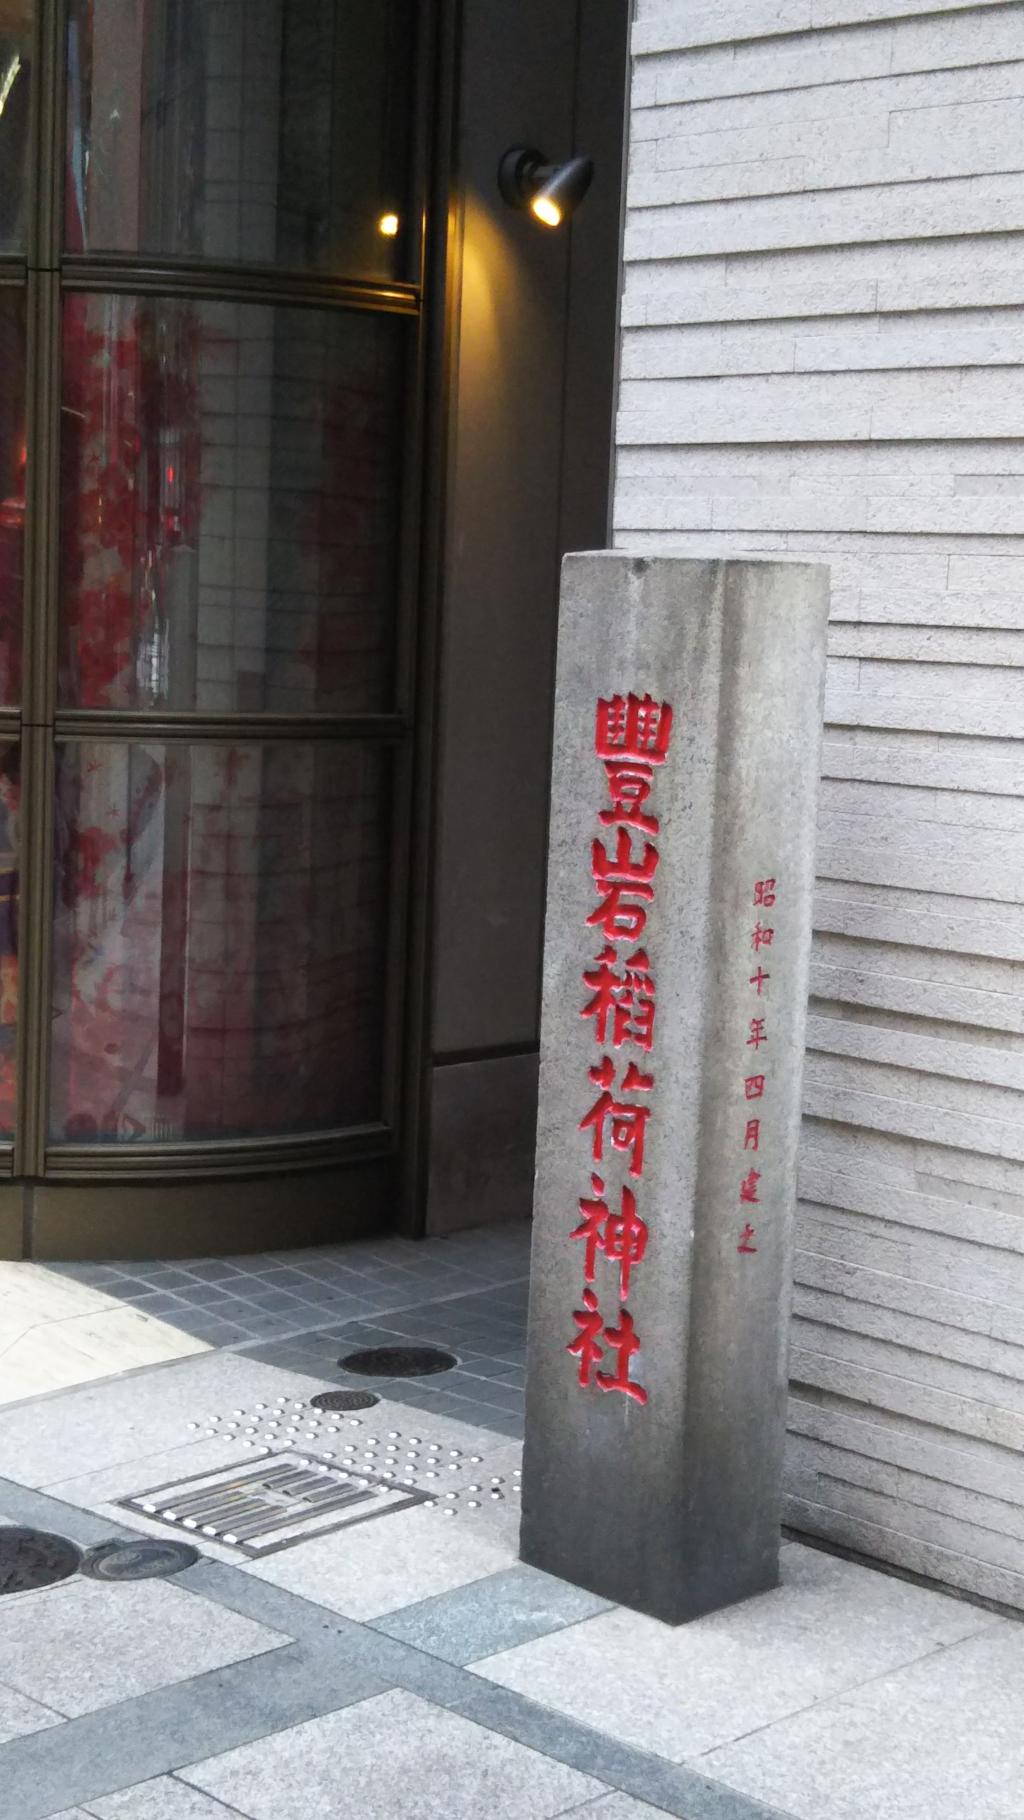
182 1397 522 1522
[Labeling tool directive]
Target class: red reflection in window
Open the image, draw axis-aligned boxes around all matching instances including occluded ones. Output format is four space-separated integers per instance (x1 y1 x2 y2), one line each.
0 743 18 1134
50 741 389 1144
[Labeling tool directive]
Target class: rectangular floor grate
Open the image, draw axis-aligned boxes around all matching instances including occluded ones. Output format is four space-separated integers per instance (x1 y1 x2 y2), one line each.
118 1452 430 1557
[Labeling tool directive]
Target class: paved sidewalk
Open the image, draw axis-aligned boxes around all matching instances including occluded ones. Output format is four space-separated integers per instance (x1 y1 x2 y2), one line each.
0 1224 1020 1819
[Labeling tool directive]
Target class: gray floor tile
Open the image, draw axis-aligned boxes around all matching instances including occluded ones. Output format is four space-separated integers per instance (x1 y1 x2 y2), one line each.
237 1292 309 1313
372 1564 612 1664
560 1799 686 1818
447 1380 525 1413
181 1324 253 1347
88 1778 249 1818
181 1687 606 1819
183 1264 247 1284
130 1271 202 1292
0 1576 286 1717
118 1293 192 1316
701 1621 1024 1820
475 1542 998 1762
457 1356 526 1381
2 1640 387 1820
176 1287 235 1309
239 1499 518 1621
0 1678 63 1745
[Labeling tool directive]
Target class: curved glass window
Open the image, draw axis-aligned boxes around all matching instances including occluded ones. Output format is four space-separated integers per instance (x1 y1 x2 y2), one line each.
0 5 32 253
0 0 424 1175
50 740 390 1142
59 293 407 713
66 0 415 278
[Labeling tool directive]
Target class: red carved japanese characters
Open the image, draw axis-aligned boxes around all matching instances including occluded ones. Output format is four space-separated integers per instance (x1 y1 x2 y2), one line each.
567 693 674 1404
580 1056 654 1179
595 694 673 767
571 1173 649 1299
736 876 781 1257
580 945 655 1051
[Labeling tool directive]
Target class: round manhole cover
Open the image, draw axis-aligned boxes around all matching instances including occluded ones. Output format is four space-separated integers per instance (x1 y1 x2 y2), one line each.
338 1345 458 1379
0 1527 81 1595
81 1539 199 1582
309 1389 381 1412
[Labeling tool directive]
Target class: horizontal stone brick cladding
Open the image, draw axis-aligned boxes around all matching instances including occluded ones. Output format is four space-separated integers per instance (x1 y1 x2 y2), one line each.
616 0 1024 1609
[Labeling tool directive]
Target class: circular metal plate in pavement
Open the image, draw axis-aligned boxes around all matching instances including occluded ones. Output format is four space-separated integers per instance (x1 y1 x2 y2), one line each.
338 1344 458 1378
309 1389 381 1412
0 1526 81 1595
80 1538 200 1581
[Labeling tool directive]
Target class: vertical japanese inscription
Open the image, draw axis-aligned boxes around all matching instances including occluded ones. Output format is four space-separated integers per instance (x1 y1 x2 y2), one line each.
569 693 674 1407
735 875 782 1257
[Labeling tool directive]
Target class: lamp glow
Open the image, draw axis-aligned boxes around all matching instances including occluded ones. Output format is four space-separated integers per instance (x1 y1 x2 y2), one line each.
377 211 400 237
499 146 594 228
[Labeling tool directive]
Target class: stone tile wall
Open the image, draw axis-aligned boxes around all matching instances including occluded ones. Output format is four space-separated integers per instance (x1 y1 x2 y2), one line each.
616 0 1024 1609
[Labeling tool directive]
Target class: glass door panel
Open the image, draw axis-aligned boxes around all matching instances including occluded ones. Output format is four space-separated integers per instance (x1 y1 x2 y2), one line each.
50 739 392 1143
66 0 415 278
0 4 32 252
59 292 408 714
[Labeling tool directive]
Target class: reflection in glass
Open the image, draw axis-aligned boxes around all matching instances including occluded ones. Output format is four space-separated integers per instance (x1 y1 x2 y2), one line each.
50 741 390 1144
59 293 406 713
0 291 25 705
65 0 414 278
0 3 31 252
0 741 17 1137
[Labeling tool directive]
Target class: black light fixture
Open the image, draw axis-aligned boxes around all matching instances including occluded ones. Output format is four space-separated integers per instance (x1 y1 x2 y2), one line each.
498 146 594 228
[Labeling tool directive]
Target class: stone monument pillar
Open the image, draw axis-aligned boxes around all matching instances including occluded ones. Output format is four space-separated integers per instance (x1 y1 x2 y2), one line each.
520 553 829 1624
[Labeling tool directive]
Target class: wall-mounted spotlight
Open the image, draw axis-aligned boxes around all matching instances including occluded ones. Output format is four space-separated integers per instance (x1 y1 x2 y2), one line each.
377 211 401 238
498 146 594 228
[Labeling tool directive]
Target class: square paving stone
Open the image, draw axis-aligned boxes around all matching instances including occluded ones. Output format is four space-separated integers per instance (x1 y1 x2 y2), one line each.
474 1542 999 1761
241 1497 517 1621
88 1776 251 1817
700 1621 1024 1820
372 1563 611 1663
0 1678 63 1744
181 1687 607 1819
0 1577 286 1717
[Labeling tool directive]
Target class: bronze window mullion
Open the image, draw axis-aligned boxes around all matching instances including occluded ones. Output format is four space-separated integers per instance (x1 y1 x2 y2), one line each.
53 713 409 744
45 1122 394 1183
29 0 65 276
22 266 60 732
61 259 421 320
14 724 55 1176
13 2 66 1178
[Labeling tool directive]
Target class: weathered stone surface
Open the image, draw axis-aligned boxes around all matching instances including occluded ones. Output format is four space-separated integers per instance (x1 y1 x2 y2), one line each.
520 552 829 1623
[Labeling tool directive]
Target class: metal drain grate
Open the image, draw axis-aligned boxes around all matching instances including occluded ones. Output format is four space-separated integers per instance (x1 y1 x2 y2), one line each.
119 1452 431 1558
338 1344 457 1378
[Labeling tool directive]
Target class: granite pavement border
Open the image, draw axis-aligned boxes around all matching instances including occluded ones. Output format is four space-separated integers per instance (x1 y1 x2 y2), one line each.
0 1475 793 1820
